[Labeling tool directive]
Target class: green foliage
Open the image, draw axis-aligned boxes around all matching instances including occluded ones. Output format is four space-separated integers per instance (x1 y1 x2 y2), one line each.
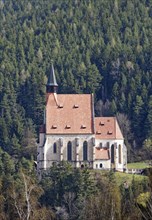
40 162 96 208
0 1 152 216
79 170 122 220
0 148 55 219
0 151 151 220
127 162 149 169
0 0 151 154
137 192 150 208
0 148 15 175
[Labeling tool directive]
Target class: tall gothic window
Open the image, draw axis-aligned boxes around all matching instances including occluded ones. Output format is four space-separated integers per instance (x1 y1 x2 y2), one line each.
83 141 88 161
67 141 72 161
111 144 115 163
119 144 122 164
53 143 57 153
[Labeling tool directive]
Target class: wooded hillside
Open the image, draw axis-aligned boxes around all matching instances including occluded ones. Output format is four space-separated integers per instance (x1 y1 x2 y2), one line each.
0 0 152 159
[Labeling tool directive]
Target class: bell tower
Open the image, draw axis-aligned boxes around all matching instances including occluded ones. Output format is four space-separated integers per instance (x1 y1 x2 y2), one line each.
46 64 58 93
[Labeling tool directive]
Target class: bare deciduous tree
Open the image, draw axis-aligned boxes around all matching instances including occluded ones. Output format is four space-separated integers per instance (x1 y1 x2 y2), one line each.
12 172 43 220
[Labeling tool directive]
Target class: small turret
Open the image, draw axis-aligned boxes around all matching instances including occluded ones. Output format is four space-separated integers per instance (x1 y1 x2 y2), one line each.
46 64 58 93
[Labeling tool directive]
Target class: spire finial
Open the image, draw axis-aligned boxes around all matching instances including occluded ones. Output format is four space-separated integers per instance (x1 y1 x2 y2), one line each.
46 62 58 93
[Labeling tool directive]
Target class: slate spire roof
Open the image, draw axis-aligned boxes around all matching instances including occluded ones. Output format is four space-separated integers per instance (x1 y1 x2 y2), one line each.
46 64 58 93
47 64 58 87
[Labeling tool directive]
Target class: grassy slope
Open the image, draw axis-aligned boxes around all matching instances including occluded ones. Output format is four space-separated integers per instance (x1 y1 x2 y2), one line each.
127 162 151 169
93 169 148 186
114 172 147 186
116 161 150 185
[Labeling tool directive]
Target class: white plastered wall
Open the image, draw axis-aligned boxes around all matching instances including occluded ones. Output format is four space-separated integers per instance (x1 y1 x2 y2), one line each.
37 132 45 171
95 139 125 171
42 134 95 169
94 160 111 169
37 133 127 172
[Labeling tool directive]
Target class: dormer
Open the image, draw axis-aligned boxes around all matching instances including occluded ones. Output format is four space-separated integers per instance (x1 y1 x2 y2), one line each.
73 104 79 108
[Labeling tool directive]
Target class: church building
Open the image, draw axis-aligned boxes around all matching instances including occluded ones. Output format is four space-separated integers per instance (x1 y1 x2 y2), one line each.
37 65 127 174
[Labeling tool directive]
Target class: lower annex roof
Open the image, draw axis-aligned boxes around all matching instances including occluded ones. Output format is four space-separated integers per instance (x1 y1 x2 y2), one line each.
95 117 124 140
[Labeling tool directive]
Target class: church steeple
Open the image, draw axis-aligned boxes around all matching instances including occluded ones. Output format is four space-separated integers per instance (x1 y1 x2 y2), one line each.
46 64 58 93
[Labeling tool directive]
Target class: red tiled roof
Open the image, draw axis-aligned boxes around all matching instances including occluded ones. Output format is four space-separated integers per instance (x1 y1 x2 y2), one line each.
46 93 94 134
95 117 123 140
95 148 110 160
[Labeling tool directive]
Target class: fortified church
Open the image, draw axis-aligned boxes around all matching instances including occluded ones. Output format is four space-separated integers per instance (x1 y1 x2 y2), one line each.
37 65 127 174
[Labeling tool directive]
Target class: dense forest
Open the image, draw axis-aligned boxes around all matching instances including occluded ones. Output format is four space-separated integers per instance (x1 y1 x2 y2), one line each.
0 0 152 160
0 1 152 219
0 153 151 220
0 0 152 156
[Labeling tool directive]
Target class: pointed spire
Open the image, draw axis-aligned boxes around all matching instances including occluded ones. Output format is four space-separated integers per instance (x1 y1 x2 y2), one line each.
46 64 58 93
47 64 58 87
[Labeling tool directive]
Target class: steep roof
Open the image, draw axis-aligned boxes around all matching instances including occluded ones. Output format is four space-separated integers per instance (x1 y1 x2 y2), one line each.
46 93 94 134
95 117 123 140
47 64 58 87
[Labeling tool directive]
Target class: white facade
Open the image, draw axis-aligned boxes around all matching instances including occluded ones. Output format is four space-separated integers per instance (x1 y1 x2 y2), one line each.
37 133 95 171
37 132 127 173
94 138 127 171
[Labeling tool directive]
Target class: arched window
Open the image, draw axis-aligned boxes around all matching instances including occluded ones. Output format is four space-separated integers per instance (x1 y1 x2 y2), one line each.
119 144 121 164
67 141 72 161
53 143 57 153
83 141 88 161
111 144 115 163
